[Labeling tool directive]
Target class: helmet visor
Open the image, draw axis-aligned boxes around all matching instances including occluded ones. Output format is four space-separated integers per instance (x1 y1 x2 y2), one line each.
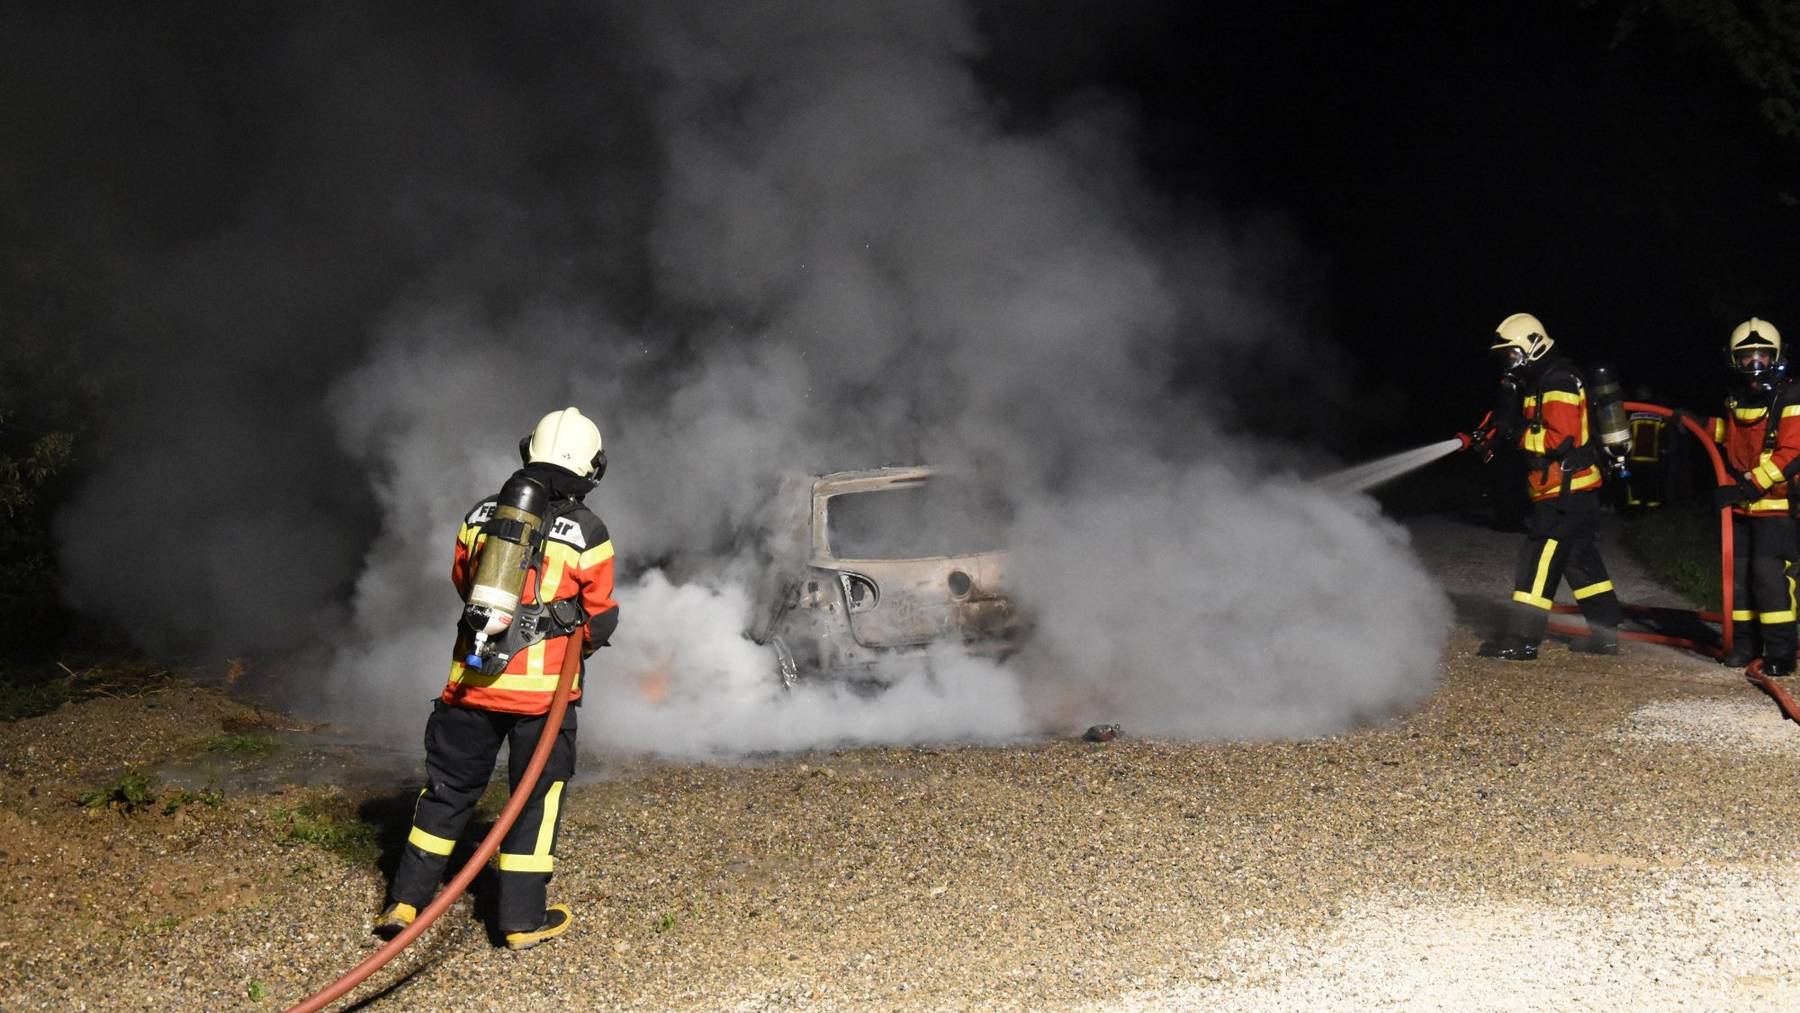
1735 348 1775 375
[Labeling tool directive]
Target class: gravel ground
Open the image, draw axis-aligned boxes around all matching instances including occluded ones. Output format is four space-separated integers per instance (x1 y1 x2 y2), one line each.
3 513 1798 1011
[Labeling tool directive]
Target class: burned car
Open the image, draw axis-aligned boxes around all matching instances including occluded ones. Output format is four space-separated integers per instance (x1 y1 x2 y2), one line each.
747 466 1026 686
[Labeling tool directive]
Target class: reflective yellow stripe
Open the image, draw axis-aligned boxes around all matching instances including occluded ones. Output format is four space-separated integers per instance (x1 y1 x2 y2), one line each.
1512 590 1554 610
1569 469 1602 491
1521 428 1547 455
447 662 562 693
1759 610 1796 624
497 779 566 874
1735 406 1769 422
1540 390 1583 407
1758 459 1784 486
1572 580 1614 600
1749 497 1790 512
1784 404 1800 418
1732 610 1756 621
409 826 456 856
579 539 615 568
1713 418 1726 443
535 781 564 856
1530 538 1559 602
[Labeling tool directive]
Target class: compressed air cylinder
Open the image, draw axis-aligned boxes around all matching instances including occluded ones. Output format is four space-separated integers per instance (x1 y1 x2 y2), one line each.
1587 362 1632 463
465 473 550 638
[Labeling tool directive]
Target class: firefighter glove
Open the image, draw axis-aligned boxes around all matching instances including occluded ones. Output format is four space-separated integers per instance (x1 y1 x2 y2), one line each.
1712 475 1761 510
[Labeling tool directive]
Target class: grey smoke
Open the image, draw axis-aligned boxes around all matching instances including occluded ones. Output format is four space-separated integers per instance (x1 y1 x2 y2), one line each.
18 0 1450 756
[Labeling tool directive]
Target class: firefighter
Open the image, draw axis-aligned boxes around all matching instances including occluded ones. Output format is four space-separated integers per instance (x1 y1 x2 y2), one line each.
1623 387 1668 510
1707 318 1800 676
1471 313 1625 660
375 407 620 950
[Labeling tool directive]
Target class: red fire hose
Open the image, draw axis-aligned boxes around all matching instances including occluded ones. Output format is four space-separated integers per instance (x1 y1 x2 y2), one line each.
1746 658 1800 723
1542 402 1737 659
286 636 583 1013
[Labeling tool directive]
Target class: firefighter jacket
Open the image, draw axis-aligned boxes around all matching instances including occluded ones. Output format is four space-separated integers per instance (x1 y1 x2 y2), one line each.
1510 360 1603 502
442 492 617 715
1710 385 1800 517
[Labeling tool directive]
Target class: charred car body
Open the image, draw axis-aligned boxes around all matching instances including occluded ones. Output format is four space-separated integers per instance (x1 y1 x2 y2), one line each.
748 466 1026 686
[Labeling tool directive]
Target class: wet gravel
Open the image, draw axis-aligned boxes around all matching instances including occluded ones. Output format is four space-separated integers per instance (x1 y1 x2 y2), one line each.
2 515 1798 1011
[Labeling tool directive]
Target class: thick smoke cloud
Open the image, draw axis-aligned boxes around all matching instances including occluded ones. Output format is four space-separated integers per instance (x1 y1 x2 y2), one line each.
12 0 1449 757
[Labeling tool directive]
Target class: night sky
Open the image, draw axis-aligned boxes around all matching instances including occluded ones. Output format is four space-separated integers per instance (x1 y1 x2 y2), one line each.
7 2 1794 449
980 2 1800 448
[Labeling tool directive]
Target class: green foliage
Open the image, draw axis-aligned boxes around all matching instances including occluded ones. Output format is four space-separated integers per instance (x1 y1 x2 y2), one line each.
247 980 268 1002
160 787 225 815
78 769 161 813
1591 0 1800 149
1618 507 1722 607
0 410 78 651
1649 0 1800 142
0 673 70 722
202 732 279 757
271 796 380 866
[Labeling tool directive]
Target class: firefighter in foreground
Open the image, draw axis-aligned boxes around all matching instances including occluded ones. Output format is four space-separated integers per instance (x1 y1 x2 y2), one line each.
1469 313 1625 660
375 406 619 950
1706 318 1800 676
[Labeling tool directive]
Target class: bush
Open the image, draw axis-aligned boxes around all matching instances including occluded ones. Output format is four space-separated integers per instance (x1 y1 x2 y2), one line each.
271 795 381 865
78 770 161 813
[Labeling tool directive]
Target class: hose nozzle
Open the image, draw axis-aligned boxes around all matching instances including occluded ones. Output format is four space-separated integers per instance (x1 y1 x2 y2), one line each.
1457 411 1498 463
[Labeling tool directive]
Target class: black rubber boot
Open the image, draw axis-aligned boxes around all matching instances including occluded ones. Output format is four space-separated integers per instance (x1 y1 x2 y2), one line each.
1763 655 1796 678
1722 633 1760 668
1476 636 1539 661
1570 625 1620 655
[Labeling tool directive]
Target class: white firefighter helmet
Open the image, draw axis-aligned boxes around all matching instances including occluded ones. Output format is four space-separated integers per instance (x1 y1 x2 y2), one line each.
1728 317 1782 378
1490 312 1554 365
525 406 605 478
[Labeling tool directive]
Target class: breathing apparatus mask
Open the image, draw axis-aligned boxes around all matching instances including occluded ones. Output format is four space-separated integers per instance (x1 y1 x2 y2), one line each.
1728 317 1786 395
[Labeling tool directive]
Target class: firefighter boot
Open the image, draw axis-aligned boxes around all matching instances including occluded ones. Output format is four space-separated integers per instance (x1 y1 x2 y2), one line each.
1570 625 1620 656
1478 602 1545 661
505 903 573 951
1476 636 1538 661
1763 655 1797 678
1722 631 1760 668
373 902 417 941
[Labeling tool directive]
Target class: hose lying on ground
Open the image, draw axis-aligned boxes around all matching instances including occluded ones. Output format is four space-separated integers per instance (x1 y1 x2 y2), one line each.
286 633 583 1013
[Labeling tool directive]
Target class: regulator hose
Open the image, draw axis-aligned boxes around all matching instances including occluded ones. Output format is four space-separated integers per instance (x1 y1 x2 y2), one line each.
286 633 584 1013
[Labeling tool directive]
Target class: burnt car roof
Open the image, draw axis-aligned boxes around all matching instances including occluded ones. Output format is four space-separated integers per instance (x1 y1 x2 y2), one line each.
811 465 934 496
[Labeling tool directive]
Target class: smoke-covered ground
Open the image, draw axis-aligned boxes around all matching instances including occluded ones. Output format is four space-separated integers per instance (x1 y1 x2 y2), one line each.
9 1 1451 756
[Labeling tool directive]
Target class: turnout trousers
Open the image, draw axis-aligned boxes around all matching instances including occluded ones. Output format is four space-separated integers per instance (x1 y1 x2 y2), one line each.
389 700 577 932
1507 490 1624 643
1730 513 1798 663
